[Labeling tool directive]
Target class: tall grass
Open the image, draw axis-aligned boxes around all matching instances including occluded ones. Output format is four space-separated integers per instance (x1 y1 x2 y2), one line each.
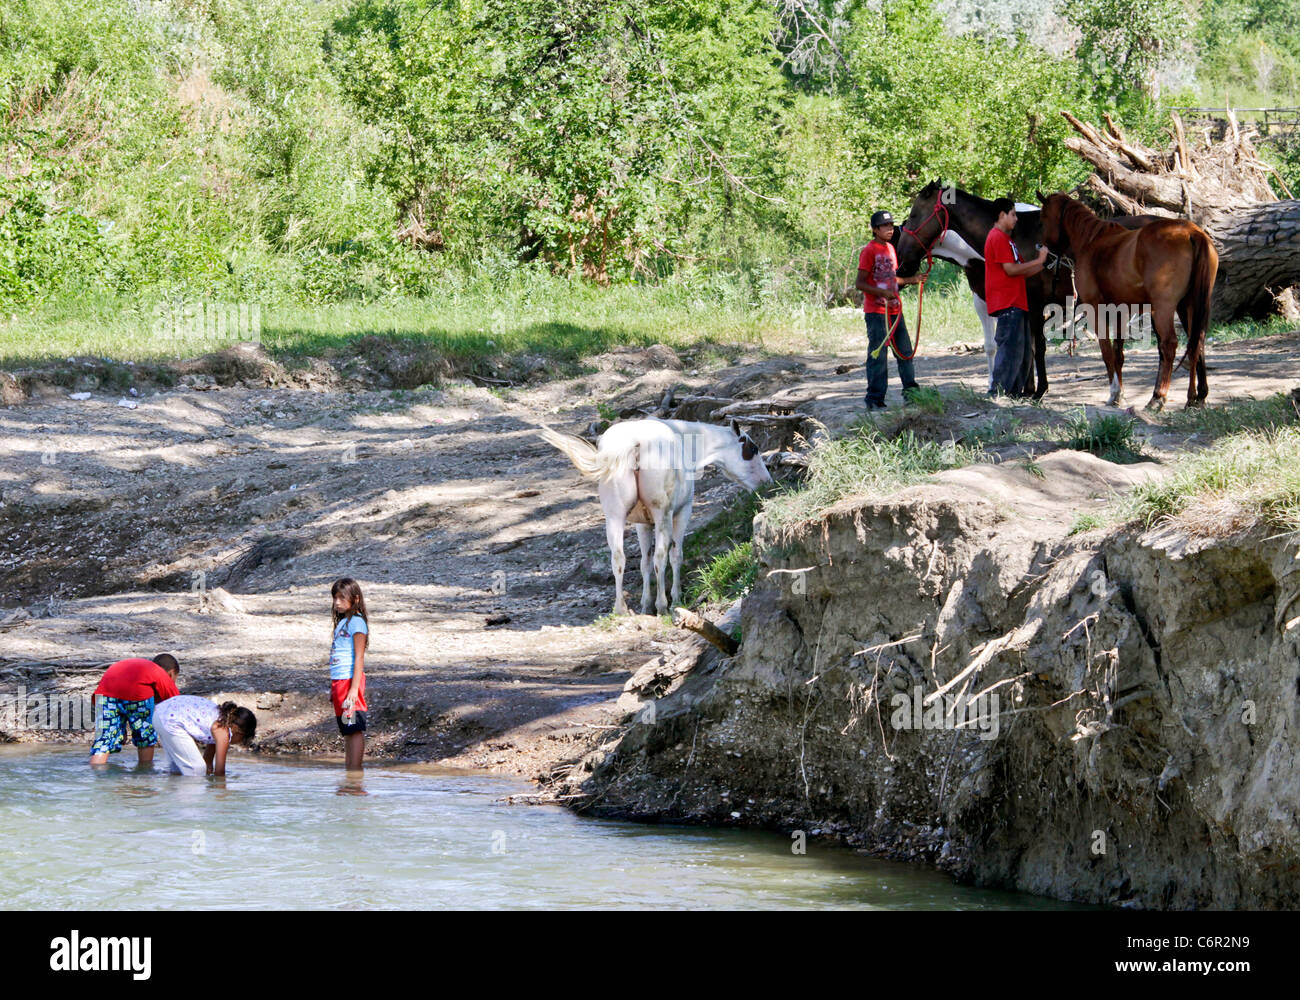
690 541 759 605
1062 408 1144 463
762 423 983 529
0 270 996 368
1119 425 1300 536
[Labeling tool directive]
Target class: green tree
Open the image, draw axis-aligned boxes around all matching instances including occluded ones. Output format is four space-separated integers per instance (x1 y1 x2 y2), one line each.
1062 0 1192 111
843 0 1086 210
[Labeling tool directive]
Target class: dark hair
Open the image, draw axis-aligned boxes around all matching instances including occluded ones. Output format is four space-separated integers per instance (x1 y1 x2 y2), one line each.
331 578 370 636
216 702 257 744
152 653 179 674
992 197 1016 218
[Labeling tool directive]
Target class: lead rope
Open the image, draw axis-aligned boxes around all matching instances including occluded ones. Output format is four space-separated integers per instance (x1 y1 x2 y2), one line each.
870 236 935 362
870 275 927 362
870 196 946 362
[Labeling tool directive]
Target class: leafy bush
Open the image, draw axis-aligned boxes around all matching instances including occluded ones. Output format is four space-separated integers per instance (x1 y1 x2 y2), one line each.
0 0 1292 317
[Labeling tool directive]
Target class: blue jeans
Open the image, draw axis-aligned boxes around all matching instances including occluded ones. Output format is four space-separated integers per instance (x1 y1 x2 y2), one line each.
990 307 1030 396
865 312 918 406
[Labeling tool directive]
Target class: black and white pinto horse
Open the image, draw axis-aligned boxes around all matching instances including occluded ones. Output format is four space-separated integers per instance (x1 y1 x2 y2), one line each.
895 181 1157 398
540 419 771 616
894 182 1069 398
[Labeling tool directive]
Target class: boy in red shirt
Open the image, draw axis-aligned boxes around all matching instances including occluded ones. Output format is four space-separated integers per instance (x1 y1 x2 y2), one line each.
983 198 1048 396
88 654 181 766
856 210 924 410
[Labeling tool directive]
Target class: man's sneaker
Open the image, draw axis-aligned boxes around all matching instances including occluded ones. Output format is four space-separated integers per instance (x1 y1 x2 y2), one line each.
864 400 886 411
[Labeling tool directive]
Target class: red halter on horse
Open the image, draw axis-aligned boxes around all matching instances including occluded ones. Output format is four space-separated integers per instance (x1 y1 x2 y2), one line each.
1038 192 1217 411
899 190 950 278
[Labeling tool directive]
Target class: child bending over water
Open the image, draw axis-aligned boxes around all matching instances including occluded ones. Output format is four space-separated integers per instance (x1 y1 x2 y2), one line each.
151 695 256 776
329 577 369 771
89 654 181 766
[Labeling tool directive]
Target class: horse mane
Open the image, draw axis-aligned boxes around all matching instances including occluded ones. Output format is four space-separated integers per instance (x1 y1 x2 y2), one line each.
1057 196 1123 245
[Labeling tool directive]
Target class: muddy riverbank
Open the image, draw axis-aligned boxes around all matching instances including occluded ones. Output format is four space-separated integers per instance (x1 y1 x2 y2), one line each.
4 329 1299 908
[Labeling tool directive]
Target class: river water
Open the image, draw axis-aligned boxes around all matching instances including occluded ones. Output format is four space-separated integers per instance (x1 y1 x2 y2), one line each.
0 746 1084 909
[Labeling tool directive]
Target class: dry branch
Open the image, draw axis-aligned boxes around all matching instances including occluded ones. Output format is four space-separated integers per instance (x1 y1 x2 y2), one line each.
672 608 740 656
1061 110 1300 320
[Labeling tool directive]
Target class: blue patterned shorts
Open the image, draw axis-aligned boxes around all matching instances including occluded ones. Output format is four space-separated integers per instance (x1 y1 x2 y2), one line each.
90 696 158 755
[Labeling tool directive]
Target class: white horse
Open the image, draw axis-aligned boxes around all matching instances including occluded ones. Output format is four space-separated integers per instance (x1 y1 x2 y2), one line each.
540 418 772 615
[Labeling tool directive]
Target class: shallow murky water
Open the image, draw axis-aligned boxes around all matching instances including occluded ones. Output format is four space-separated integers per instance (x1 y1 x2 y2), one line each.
0 746 1085 909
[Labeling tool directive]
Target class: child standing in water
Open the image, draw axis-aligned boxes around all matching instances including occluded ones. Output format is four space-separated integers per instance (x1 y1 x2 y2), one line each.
151 695 257 776
329 577 369 771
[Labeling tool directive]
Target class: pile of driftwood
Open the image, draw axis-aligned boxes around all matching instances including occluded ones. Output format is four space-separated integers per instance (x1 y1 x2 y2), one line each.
583 387 821 472
1062 110 1300 320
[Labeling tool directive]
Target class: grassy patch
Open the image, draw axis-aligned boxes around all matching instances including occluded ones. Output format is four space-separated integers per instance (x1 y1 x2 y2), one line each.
684 492 762 604
1068 512 1104 535
590 612 621 631
690 540 759 605
0 284 773 367
1162 392 1299 442
762 424 983 528
1118 425 1300 536
948 383 993 410
966 412 1031 448
1062 409 1144 463
903 385 945 413
0 272 1000 375
1207 315 1299 347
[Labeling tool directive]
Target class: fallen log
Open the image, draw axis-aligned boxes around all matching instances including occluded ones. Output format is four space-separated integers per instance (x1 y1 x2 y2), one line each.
669 395 734 422
715 398 798 417
672 608 739 656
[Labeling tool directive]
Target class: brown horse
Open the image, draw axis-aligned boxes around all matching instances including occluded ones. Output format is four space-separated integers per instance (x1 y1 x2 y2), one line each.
1038 192 1218 411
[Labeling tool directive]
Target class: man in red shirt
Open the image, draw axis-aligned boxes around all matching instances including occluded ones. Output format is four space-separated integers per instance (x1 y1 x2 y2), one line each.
984 199 1048 396
856 210 924 410
89 654 181 766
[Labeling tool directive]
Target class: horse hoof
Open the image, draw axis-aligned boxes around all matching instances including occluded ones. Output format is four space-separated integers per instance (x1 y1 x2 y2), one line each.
1184 399 1204 411
1145 398 1165 413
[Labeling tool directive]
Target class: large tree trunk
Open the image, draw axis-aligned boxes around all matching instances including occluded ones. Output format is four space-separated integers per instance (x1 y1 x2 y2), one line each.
1204 202 1300 318
1062 111 1300 321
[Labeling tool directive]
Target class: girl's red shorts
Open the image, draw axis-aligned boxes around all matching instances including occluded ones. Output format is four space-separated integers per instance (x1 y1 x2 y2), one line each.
330 677 368 735
330 677 367 715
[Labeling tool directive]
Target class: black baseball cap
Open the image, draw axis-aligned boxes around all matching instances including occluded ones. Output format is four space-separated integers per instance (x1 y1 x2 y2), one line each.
871 210 894 228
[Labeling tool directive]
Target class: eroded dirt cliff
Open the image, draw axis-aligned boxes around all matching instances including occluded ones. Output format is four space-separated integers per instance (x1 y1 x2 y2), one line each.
561 451 1300 909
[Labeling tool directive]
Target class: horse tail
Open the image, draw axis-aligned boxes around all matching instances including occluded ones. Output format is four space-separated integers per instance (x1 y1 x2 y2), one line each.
538 426 634 483
1176 228 1218 370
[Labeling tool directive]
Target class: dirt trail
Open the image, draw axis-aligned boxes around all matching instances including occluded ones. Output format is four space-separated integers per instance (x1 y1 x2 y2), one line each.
1 326 1296 779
